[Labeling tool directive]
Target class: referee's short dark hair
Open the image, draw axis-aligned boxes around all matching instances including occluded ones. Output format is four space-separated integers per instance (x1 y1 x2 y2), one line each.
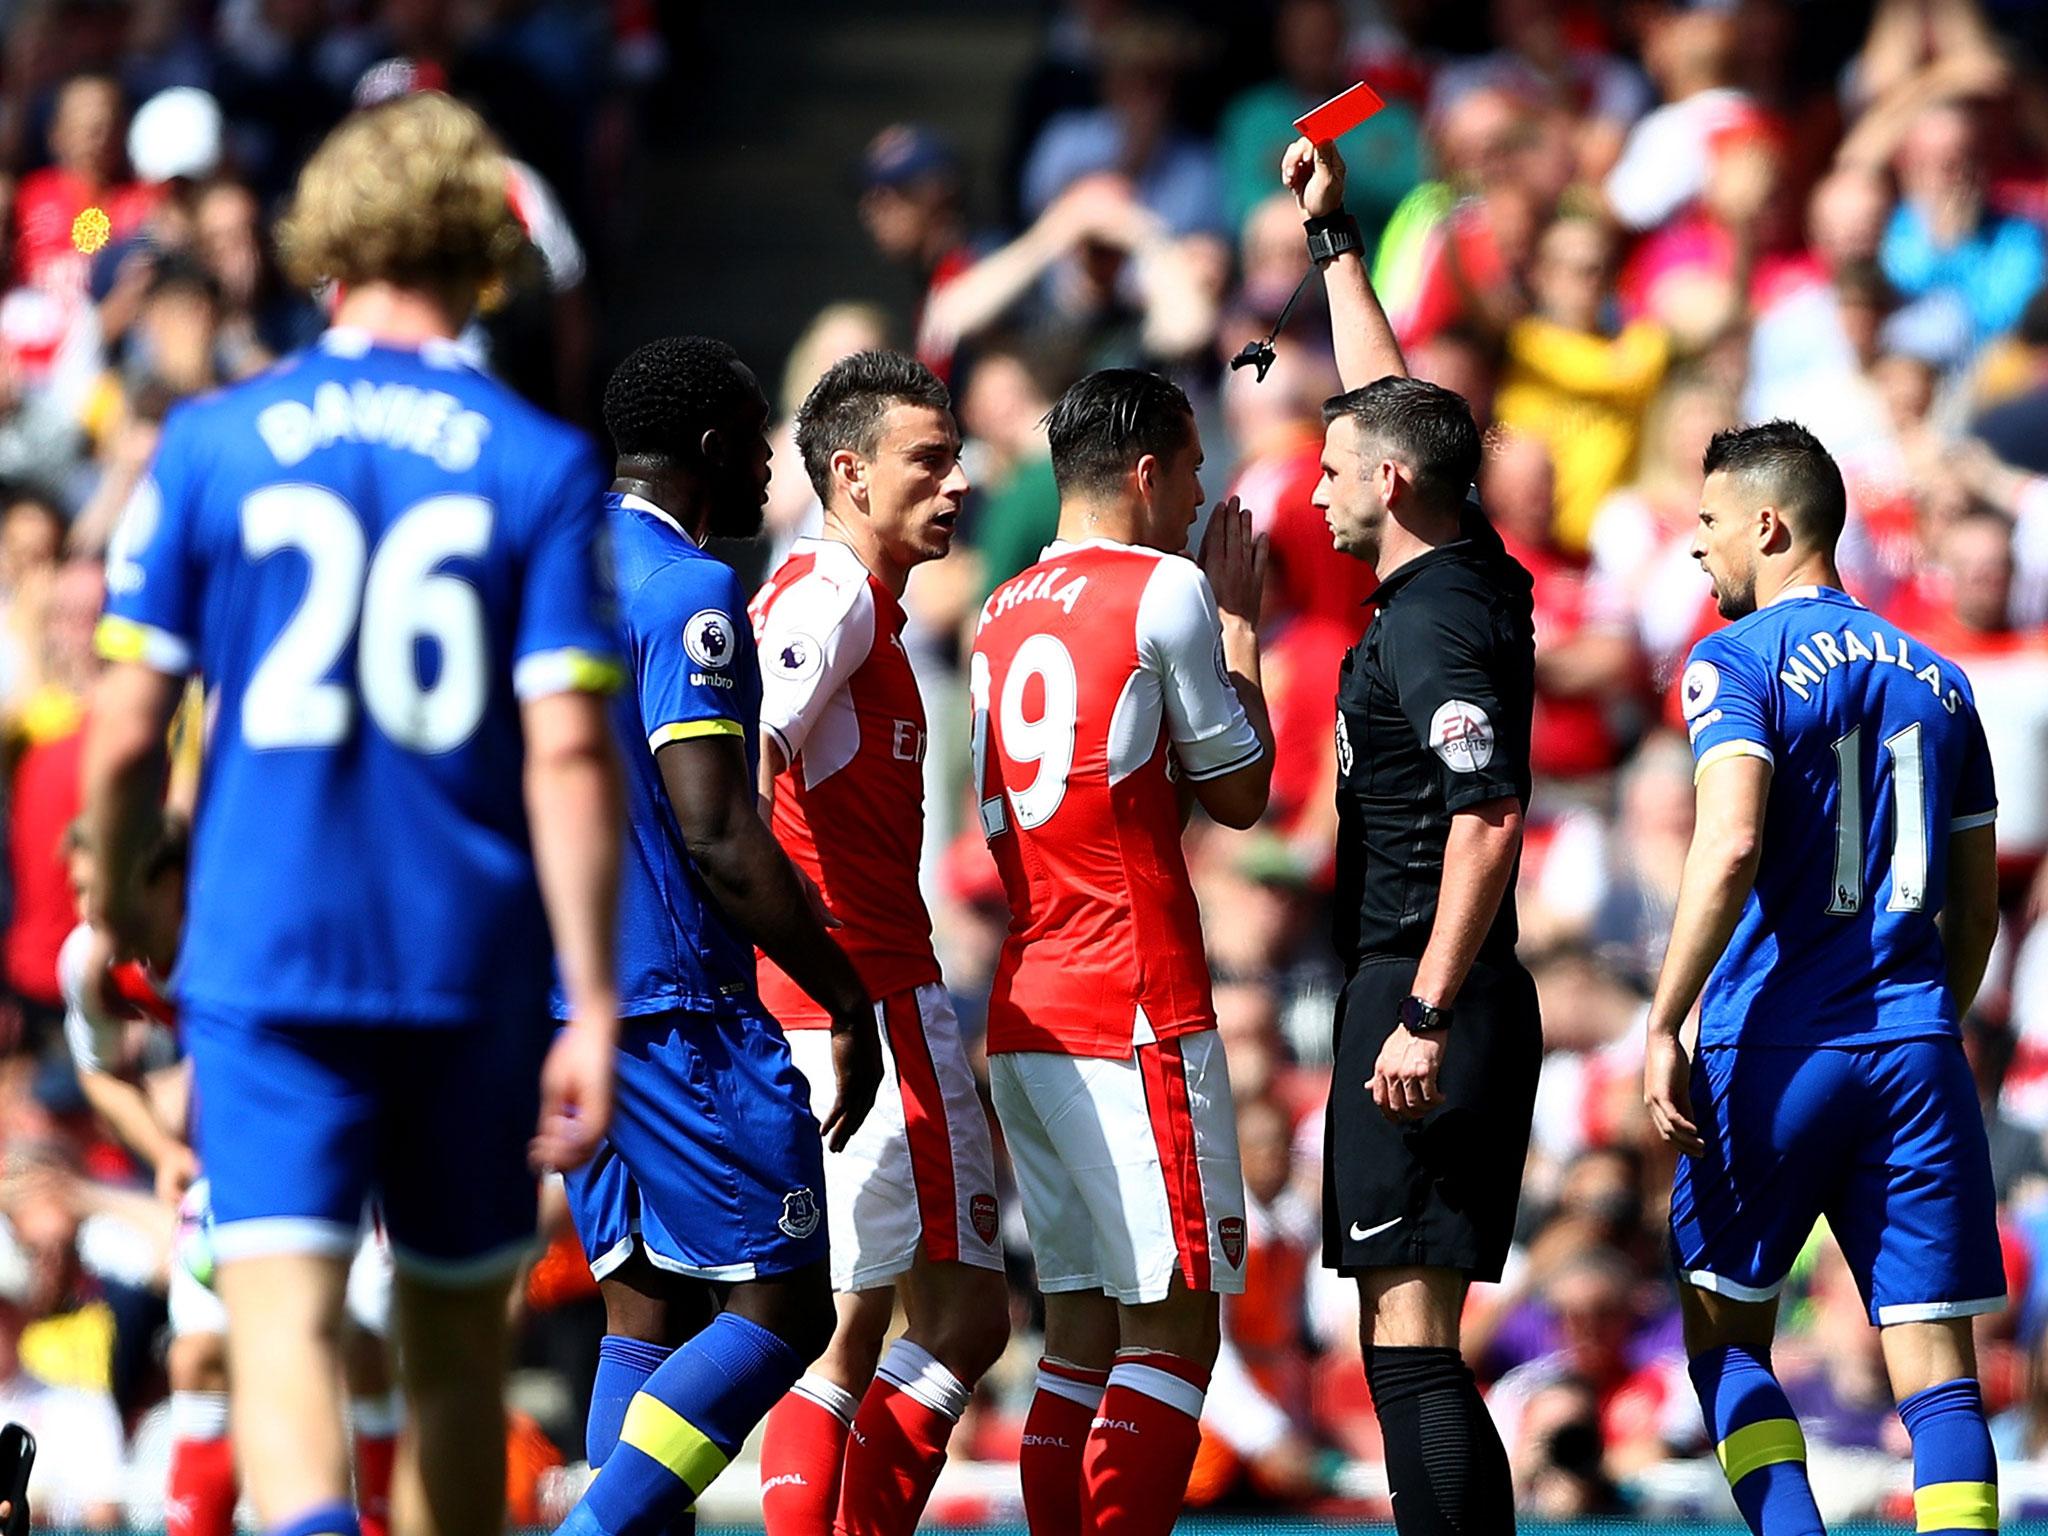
1045 368 1195 499
1702 419 1847 551
1322 376 1480 511
795 350 951 503
604 335 756 467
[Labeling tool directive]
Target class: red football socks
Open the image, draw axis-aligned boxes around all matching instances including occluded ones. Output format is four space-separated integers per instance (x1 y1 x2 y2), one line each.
167 1392 236 1536
350 1392 402 1536
1080 1350 1209 1535
835 1340 970 1536
761 1374 858 1534
1021 1357 1108 1536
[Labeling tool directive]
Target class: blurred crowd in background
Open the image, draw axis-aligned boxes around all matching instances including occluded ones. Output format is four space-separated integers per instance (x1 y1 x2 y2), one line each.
2 0 2048 1526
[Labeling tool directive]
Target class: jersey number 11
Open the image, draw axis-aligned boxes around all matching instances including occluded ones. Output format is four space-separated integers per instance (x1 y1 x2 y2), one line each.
1827 722 1927 916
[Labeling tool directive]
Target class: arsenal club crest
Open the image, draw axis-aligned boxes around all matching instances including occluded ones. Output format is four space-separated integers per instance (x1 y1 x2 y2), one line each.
971 1192 999 1246
1219 1216 1245 1269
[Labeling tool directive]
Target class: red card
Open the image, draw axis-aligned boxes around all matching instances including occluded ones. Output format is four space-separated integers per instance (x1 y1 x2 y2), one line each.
1294 82 1386 143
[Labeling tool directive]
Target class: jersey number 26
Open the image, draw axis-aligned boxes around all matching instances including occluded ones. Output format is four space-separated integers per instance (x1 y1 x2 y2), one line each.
242 486 492 754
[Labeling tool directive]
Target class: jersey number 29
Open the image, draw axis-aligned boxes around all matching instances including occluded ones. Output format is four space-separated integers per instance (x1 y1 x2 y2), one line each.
241 486 492 754
970 636 1078 837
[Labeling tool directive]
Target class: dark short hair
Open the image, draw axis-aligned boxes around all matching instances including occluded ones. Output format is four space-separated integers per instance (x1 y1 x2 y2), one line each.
1045 369 1195 499
1701 419 1846 550
603 335 757 466
794 350 951 503
1322 375 1480 510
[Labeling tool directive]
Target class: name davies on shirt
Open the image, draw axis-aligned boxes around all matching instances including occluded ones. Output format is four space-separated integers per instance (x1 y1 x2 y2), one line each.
256 381 492 473
1773 624 1965 713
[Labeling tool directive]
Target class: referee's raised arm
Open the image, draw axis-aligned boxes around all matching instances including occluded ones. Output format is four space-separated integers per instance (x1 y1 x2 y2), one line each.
1282 135 1408 387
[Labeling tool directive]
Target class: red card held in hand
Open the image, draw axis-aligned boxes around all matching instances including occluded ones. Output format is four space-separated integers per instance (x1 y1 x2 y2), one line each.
1294 82 1387 143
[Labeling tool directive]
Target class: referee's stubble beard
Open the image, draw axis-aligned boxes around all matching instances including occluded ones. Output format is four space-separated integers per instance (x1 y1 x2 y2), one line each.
1312 414 1388 565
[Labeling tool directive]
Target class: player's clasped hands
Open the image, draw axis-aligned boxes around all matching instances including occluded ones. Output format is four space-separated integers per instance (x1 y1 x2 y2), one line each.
1643 1028 1706 1157
1198 495 1267 634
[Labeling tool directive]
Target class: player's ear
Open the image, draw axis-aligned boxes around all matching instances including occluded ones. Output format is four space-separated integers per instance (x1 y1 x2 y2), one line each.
830 447 867 507
1758 503 1792 554
1133 452 1159 502
698 426 727 467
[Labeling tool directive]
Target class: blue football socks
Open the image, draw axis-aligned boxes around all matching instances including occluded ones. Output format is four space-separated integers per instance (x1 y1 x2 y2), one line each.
1688 1345 1825 1535
1899 1377 1998 1534
559 1313 803 1536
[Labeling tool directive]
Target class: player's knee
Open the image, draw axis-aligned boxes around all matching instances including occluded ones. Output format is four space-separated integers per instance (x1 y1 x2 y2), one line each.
742 1265 838 1363
925 1291 1010 1383
169 1330 229 1394
342 1324 394 1396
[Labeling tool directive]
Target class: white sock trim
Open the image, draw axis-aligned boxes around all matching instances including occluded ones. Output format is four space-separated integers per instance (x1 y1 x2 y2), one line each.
1034 1367 1107 1412
877 1338 969 1422
792 1372 860 1426
1106 1359 1205 1420
171 1390 231 1439
350 1391 405 1439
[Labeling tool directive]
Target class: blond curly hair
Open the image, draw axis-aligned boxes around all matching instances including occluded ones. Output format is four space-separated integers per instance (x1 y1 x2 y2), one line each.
276 92 524 310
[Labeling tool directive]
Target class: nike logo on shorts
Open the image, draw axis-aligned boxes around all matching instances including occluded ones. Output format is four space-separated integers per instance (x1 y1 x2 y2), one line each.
1350 1216 1402 1241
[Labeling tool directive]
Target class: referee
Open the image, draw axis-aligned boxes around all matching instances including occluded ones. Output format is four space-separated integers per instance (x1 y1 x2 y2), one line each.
1284 136 1541 1534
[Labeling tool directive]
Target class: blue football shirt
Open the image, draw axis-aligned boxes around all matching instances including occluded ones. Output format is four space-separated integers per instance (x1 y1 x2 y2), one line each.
98 329 620 1025
1681 586 1998 1048
553 491 761 1020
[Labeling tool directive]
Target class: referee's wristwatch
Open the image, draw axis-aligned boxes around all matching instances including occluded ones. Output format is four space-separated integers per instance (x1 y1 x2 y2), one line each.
1399 995 1452 1035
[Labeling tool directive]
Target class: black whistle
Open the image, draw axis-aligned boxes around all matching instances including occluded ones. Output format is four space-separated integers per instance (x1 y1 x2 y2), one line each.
1228 267 1315 385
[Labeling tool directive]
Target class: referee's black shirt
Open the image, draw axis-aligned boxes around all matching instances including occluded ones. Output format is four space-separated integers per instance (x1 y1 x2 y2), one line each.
1332 496 1535 971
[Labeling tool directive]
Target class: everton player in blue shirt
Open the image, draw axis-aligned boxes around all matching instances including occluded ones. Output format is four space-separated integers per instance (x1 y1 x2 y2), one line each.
80 96 625 1536
552 336 881 1536
1644 421 2005 1536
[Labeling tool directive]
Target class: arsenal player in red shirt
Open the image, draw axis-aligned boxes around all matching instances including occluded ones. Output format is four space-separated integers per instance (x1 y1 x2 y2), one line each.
752 351 1008 1536
972 367 1272 1536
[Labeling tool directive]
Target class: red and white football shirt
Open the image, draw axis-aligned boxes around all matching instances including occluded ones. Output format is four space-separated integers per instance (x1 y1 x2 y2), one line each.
750 538 942 1026
970 540 1263 1058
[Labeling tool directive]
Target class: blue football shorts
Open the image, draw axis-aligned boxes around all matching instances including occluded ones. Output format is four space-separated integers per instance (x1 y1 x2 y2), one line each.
562 1003 828 1283
1670 1036 2004 1325
184 1006 551 1283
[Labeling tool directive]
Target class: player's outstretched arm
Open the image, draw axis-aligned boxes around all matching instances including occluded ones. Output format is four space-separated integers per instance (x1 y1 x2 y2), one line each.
1642 754 1772 1156
524 689 625 1172
1942 823 2000 1019
1282 136 1407 389
81 663 183 956
659 734 881 1149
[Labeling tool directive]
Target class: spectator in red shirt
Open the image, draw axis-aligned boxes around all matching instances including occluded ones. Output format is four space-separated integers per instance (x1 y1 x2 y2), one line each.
12 76 156 300
1484 431 1639 782
3 559 105 1073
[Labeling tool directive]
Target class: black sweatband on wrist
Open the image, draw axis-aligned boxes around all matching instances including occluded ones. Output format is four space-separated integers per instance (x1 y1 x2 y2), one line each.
1304 210 1363 265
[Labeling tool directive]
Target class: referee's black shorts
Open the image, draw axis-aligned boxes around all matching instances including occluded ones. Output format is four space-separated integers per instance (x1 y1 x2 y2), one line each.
1323 953 1542 1281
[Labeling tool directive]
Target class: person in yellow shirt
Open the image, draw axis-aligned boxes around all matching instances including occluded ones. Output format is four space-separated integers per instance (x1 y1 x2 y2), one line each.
1495 216 1669 552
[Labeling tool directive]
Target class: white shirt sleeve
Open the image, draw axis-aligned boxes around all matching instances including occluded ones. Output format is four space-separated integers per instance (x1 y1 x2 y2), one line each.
755 569 874 766
507 159 588 293
1135 557 1263 781
57 924 121 1077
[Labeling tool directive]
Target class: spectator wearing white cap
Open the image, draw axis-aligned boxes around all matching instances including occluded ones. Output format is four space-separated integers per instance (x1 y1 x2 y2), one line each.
89 87 227 355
